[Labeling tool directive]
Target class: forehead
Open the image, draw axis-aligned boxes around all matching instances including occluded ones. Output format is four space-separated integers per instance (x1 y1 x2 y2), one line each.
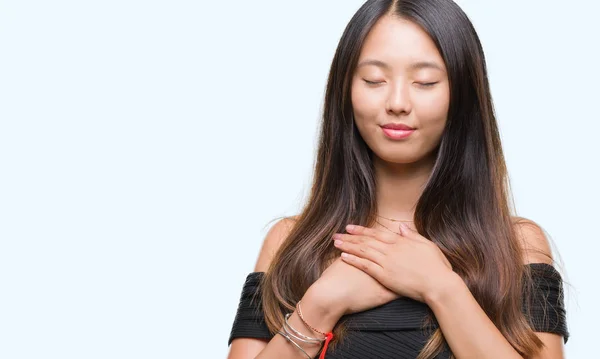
357 16 446 71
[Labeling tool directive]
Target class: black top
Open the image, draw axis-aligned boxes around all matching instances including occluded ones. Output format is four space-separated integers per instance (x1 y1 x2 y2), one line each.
228 263 569 359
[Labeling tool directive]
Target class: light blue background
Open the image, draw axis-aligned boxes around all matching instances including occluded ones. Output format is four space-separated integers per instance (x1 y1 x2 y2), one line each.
0 0 597 358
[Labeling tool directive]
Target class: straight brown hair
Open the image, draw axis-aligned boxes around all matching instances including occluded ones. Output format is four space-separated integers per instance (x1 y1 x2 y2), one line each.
260 0 547 357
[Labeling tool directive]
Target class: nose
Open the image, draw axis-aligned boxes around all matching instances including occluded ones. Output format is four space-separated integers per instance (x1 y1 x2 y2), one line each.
385 82 412 115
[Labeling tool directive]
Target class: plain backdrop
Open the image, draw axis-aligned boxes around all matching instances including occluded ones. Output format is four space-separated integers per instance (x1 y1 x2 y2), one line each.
0 0 598 358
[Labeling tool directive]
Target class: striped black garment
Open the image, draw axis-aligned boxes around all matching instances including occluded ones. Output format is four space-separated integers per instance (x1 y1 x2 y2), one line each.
228 263 569 358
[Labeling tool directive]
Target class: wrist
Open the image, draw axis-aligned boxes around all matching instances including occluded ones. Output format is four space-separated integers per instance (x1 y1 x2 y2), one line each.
300 287 344 332
424 271 465 307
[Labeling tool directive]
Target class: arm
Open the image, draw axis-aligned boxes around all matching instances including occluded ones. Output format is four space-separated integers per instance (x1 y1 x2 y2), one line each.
227 217 295 359
228 288 342 359
254 290 342 359
423 220 565 359
229 217 345 359
425 273 525 359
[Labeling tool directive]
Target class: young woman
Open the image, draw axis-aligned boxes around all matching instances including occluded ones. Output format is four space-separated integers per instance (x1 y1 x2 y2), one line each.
227 0 569 358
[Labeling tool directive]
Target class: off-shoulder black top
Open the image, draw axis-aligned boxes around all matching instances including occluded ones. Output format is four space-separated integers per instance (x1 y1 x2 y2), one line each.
228 263 569 358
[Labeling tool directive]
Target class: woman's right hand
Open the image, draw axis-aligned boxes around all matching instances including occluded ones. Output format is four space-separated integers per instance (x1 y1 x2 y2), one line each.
306 256 399 316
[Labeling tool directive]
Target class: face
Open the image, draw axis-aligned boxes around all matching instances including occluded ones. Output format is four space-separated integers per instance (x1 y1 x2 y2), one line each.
351 16 450 164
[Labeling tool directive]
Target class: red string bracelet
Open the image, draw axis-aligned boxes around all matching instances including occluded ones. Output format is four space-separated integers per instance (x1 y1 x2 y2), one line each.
296 300 334 359
318 332 334 359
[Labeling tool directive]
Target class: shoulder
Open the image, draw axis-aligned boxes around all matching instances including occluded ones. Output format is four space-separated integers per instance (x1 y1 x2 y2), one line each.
511 216 554 265
253 215 299 272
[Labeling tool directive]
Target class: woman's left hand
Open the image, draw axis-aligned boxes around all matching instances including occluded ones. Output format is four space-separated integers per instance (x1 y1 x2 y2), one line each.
332 223 457 304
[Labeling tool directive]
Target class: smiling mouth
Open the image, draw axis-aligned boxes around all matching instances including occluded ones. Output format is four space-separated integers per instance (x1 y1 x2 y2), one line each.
380 127 415 140
380 123 415 131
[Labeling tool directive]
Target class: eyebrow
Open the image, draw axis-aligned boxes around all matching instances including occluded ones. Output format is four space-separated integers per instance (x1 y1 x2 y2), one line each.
356 59 444 72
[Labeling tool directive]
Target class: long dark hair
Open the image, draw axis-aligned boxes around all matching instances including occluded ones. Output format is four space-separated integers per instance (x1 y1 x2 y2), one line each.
260 0 546 357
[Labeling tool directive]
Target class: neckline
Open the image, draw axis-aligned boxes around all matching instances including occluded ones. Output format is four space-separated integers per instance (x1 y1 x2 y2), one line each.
250 262 557 276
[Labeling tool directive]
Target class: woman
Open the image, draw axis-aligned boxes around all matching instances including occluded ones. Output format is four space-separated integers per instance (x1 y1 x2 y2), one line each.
227 0 569 358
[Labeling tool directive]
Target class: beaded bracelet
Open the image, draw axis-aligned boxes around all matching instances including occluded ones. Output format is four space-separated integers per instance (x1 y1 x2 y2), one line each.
283 313 325 345
296 300 335 359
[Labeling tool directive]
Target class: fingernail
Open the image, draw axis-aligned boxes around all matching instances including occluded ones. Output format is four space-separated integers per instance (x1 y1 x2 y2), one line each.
334 240 343 246
346 224 355 231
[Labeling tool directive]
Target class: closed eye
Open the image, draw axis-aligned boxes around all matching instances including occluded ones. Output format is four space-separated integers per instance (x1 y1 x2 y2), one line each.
363 79 384 85
363 79 438 87
417 82 438 87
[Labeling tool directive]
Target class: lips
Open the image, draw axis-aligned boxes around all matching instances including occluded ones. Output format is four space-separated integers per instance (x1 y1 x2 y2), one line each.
381 123 415 130
380 123 416 140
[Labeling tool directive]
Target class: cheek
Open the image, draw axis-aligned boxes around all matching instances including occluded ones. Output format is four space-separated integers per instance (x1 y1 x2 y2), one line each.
351 82 382 121
414 87 450 130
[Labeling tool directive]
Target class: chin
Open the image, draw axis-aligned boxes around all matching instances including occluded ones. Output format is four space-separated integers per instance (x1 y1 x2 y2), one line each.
374 151 420 165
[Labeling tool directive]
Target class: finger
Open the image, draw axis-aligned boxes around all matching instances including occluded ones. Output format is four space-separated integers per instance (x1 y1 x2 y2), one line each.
334 239 386 264
335 233 366 244
399 223 424 241
346 224 379 237
346 224 396 244
335 234 388 254
340 252 384 280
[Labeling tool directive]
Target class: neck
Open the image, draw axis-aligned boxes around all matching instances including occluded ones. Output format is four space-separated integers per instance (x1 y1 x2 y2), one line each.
374 150 437 222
